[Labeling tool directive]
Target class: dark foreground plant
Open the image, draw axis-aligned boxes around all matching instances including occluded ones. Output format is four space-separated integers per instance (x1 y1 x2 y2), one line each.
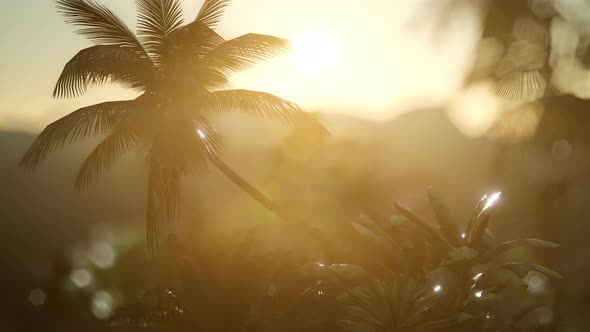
110 190 561 331
336 189 561 331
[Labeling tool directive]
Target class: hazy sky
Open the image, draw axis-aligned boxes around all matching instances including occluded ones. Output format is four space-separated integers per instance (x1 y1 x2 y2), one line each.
0 0 482 132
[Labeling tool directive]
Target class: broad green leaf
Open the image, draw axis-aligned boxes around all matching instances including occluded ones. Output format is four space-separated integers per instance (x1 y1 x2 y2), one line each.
494 287 542 322
462 292 497 315
499 263 563 279
478 239 559 262
427 186 453 227
448 246 479 260
514 306 554 330
328 264 369 285
474 268 527 290
395 202 453 249
352 222 394 254
388 214 409 227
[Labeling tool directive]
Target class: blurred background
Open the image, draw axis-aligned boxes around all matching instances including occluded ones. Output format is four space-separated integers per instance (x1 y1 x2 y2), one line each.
3 0 590 331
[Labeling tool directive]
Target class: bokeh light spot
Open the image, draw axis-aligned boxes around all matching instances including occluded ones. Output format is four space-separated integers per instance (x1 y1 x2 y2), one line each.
28 288 46 306
89 242 116 269
70 268 92 288
92 290 114 320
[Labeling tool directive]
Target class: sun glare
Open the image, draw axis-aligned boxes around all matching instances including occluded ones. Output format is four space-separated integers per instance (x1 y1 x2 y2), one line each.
292 27 340 75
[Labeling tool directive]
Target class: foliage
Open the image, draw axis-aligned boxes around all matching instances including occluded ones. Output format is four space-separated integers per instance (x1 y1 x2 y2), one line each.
469 0 590 104
20 0 322 258
111 190 561 331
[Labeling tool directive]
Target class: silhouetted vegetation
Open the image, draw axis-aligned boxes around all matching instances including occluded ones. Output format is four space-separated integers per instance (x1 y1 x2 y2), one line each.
109 190 560 331
20 0 323 259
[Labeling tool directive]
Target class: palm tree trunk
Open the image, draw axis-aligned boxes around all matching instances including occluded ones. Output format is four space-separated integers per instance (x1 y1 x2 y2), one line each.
208 155 290 221
207 155 328 245
146 164 161 260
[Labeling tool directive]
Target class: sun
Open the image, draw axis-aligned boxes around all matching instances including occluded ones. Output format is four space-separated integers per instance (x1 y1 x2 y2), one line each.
292 27 340 75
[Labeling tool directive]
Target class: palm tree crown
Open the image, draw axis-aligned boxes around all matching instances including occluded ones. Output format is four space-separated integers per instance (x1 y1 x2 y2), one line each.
20 0 312 257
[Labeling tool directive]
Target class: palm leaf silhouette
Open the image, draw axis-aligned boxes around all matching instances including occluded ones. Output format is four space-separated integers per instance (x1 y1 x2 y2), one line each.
136 0 185 65
20 100 138 169
201 90 304 124
56 0 149 58
198 33 290 79
195 0 231 28
53 45 155 98
74 114 143 191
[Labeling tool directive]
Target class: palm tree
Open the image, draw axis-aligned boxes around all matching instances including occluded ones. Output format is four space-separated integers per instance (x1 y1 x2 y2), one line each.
20 0 323 258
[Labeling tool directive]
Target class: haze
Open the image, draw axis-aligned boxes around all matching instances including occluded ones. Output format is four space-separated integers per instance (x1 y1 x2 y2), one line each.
0 0 481 132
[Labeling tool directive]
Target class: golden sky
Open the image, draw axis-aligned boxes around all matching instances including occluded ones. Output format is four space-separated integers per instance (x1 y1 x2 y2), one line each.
0 0 482 132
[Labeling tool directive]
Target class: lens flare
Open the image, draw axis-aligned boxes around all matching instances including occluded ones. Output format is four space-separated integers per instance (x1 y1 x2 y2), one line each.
292 27 340 75
483 192 502 210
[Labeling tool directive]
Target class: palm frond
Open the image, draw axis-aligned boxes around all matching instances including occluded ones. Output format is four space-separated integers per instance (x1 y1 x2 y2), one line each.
20 100 138 170
494 69 548 103
338 274 453 332
136 0 185 62
142 111 222 175
200 89 303 125
168 21 226 67
198 33 289 80
150 115 223 179
395 202 454 250
194 0 231 28
53 45 156 98
146 155 183 222
163 0 228 64
74 120 142 191
143 144 212 258
141 112 223 231
189 115 224 167
192 66 231 90
478 239 559 263
145 160 180 258
56 0 149 58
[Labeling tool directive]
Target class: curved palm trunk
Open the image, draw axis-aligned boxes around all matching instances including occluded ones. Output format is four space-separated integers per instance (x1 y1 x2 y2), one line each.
208 155 290 221
208 155 328 246
208 156 407 263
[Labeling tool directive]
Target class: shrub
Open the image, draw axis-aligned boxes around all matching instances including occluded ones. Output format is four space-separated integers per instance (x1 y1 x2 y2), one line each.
111 189 560 331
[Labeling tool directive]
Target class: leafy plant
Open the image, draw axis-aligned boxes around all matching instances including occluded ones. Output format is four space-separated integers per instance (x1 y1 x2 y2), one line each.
336 189 561 331
110 190 561 331
338 272 460 331
110 229 346 332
